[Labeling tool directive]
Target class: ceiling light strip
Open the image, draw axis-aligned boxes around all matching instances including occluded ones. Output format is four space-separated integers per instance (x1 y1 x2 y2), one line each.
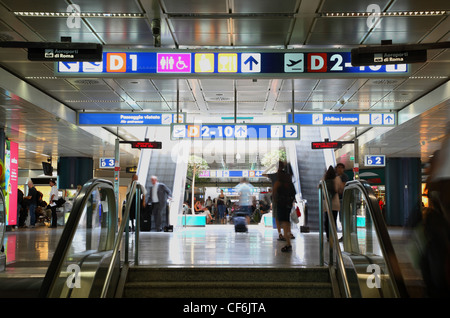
322 10 447 17
14 12 145 18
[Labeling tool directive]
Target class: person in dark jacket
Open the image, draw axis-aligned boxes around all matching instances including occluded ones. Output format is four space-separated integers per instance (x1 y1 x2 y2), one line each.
273 161 296 252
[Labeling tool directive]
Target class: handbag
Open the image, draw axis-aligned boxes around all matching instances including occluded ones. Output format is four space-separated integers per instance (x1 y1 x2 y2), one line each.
290 206 299 224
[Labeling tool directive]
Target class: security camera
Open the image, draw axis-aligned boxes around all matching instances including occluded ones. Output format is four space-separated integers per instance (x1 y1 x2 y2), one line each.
151 19 161 37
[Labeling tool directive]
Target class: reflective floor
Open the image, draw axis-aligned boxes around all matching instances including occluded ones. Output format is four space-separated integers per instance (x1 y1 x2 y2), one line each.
130 224 320 267
1 222 421 286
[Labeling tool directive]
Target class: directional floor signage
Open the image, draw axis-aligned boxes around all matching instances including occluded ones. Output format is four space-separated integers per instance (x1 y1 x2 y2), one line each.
287 112 396 127
78 112 185 126
56 50 408 77
170 123 300 140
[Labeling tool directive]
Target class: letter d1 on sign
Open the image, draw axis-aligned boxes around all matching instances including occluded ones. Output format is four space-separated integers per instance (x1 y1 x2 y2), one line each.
107 53 126 72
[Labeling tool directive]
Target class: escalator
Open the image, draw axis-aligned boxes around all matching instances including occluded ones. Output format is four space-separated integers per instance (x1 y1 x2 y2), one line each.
319 179 409 297
2 176 411 298
38 179 142 298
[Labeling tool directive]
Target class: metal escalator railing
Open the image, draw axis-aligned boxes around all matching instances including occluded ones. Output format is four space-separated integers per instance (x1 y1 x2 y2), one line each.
318 180 351 297
319 179 408 298
341 180 408 298
101 180 141 297
38 179 142 298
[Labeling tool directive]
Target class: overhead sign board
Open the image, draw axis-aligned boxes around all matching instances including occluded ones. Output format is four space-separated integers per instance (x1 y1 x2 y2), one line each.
351 48 426 66
170 123 300 140
129 141 162 149
287 112 396 126
78 112 185 126
364 155 386 167
199 170 264 178
55 50 408 78
311 141 343 149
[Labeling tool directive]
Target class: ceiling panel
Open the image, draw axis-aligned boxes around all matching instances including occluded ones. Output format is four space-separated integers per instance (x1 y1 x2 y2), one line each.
280 79 319 91
0 0 69 12
388 0 449 11
1 62 53 77
319 0 392 12
277 91 311 101
0 0 448 173
162 0 228 14
233 0 298 13
114 79 157 92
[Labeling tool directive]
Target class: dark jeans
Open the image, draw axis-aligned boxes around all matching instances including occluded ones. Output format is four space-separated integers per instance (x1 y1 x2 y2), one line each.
29 204 36 226
50 206 57 227
152 202 162 231
324 210 338 240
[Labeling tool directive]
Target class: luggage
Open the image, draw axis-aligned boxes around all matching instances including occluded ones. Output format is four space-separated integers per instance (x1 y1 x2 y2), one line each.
233 212 248 232
140 205 152 231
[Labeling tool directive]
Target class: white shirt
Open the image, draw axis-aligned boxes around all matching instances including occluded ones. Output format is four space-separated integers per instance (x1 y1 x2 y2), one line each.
49 185 58 207
152 182 159 203
235 182 254 206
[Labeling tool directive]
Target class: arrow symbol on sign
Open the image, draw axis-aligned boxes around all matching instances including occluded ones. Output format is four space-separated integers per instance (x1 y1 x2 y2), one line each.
244 56 258 71
236 127 246 136
287 127 296 136
385 115 393 124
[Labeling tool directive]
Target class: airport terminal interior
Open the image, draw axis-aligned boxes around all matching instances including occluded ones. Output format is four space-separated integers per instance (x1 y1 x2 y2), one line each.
0 0 449 301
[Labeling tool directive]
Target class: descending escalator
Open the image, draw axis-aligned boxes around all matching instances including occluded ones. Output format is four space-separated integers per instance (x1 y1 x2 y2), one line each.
38 179 141 298
319 179 409 298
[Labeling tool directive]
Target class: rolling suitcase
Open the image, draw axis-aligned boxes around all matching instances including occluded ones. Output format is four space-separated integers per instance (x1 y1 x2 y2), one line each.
233 212 248 232
140 204 152 231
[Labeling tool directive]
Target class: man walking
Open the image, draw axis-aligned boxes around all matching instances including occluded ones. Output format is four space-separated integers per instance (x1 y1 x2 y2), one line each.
24 180 38 228
234 178 255 224
147 176 171 232
48 179 59 228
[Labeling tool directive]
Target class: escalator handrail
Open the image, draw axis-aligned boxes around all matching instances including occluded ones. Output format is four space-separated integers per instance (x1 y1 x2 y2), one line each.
100 180 141 298
39 179 115 298
318 180 352 298
342 179 409 298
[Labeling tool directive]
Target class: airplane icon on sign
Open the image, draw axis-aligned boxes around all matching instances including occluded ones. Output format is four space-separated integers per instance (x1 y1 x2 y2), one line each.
287 59 302 67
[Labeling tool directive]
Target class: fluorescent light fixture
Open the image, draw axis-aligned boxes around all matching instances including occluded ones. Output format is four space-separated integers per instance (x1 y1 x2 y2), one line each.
14 11 145 18
322 10 447 17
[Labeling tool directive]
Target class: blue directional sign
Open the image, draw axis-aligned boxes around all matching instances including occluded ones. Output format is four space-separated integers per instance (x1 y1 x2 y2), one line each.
170 123 300 140
78 112 185 126
364 155 386 167
287 112 396 126
56 50 408 78
100 158 115 168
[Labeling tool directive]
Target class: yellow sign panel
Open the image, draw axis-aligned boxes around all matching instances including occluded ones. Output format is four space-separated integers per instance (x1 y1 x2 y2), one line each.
195 53 214 73
218 53 237 73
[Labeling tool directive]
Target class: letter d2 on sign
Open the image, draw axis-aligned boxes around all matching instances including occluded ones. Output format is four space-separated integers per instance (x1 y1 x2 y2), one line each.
308 53 327 72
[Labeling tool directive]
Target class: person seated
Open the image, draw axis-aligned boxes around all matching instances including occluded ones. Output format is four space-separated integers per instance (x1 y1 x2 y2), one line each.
183 202 192 214
194 200 214 224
